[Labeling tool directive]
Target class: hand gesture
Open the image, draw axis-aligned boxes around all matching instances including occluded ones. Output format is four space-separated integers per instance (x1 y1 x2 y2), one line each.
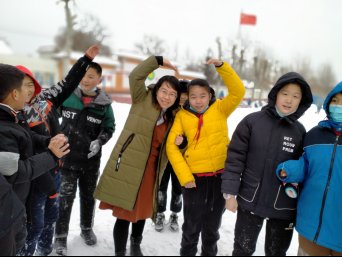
225 197 238 213
162 58 178 73
88 139 101 159
85 45 100 60
175 135 184 146
48 134 70 159
207 59 224 67
184 181 196 189
280 170 288 179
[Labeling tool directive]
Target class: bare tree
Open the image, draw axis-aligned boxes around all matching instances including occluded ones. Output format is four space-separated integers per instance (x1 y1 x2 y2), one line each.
135 35 167 56
54 14 112 56
317 63 336 91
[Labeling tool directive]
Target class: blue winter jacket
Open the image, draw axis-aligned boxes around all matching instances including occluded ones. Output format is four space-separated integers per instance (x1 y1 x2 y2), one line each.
276 82 342 253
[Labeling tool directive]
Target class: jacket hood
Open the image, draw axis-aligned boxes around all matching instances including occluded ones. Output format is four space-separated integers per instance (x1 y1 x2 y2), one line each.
323 81 342 117
74 87 112 106
15 65 42 97
264 72 313 122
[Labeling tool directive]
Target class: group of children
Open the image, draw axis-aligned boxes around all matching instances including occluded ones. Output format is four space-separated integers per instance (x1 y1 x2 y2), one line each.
0 46 341 257
0 45 115 256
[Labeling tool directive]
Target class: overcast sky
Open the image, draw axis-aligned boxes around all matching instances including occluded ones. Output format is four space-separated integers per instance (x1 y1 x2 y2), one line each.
0 0 341 77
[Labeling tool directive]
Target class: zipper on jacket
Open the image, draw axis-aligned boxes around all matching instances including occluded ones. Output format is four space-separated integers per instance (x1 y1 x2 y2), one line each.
115 133 135 172
314 135 339 243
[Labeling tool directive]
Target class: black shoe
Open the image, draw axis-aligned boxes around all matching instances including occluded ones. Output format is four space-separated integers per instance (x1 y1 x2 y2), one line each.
115 250 126 256
130 236 143 256
55 237 67 256
81 229 98 246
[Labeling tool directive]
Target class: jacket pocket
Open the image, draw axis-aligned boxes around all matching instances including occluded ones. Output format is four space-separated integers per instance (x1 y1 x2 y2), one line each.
273 184 298 211
238 168 260 203
115 133 135 172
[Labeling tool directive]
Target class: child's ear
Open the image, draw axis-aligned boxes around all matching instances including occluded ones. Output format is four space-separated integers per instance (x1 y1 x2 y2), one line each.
12 89 19 101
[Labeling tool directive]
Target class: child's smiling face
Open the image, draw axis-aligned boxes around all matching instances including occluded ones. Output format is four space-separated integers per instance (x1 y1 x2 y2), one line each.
189 86 211 113
276 83 302 116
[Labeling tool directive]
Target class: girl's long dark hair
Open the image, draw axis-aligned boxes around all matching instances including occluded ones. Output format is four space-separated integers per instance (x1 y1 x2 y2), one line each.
152 75 181 122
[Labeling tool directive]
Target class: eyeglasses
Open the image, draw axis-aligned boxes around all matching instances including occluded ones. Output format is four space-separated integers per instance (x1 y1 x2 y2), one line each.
159 89 178 100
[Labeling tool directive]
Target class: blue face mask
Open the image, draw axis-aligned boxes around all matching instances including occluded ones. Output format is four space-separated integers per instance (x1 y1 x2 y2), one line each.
190 105 209 114
329 105 342 123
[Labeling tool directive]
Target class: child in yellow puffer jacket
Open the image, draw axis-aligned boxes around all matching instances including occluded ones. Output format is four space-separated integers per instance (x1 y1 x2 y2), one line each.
166 59 245 256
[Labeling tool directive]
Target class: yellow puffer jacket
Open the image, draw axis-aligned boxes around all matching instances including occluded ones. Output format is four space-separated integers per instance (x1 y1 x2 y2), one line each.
166 62 245 186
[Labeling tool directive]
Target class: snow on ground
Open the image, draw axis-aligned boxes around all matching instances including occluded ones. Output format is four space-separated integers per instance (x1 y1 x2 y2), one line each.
60 102 326 256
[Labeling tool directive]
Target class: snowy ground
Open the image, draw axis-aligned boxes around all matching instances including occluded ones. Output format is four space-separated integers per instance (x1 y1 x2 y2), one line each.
60 102 326 256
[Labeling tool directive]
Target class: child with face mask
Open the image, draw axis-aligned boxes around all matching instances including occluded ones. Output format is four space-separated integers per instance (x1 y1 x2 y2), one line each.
277 82 342 256
222 72 313 256
167 59 246 256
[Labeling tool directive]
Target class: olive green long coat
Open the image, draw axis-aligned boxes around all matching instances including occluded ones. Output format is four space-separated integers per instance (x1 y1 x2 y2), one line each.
94 57 171 217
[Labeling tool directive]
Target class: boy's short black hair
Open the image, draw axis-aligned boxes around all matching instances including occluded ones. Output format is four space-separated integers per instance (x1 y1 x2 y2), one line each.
88 62 102 76
179 80 189 94
0 64 25 102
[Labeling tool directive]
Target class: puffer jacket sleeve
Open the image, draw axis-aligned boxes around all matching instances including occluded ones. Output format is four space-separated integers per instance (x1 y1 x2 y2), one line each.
129 56 160 104
166 113 195 186
221 116 251 195
216 62 246 117
276 154 308 183
97 105 115 146
34 55 92 108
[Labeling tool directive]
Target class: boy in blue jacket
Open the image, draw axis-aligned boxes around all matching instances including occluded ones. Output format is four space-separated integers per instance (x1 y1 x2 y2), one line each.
277 82 342 256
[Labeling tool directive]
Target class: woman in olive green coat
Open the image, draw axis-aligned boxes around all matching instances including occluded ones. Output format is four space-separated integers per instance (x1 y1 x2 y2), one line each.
94 56 181 256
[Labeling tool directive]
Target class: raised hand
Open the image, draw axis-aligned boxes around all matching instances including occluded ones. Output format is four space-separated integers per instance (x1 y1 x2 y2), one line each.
85 45 100 60
207 59 224 67
162 58 179 73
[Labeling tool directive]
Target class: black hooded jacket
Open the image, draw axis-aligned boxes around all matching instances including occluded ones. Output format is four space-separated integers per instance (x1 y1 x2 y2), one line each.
0 174 25 238
0 105 58 205
221 72 313 220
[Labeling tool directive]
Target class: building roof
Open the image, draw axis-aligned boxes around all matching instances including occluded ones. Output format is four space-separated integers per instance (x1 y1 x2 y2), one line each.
54 51 120 67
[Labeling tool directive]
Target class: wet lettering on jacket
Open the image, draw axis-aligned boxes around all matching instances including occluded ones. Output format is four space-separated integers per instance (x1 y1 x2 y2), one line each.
282 136 296 153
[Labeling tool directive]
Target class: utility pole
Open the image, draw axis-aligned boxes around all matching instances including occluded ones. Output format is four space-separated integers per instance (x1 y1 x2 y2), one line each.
59 0 74 76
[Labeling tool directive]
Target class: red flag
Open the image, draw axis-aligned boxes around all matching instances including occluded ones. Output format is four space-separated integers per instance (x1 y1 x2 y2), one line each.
240 13 257 26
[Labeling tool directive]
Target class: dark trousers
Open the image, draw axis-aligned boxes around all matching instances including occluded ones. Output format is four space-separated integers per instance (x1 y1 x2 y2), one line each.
158 163 182 213
18 174 60 256
181 175 225 256
233 207 295 256
113 219 146 254
55 168 99 238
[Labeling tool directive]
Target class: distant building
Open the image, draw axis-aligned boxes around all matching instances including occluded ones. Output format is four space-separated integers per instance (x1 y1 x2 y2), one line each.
0 42 58 88
1 46 206 104
59 50 205 103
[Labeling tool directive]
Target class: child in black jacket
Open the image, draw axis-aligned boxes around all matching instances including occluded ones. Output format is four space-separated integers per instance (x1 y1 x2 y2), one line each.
0 64 69 254
221 72 313 256
16 45 99 256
